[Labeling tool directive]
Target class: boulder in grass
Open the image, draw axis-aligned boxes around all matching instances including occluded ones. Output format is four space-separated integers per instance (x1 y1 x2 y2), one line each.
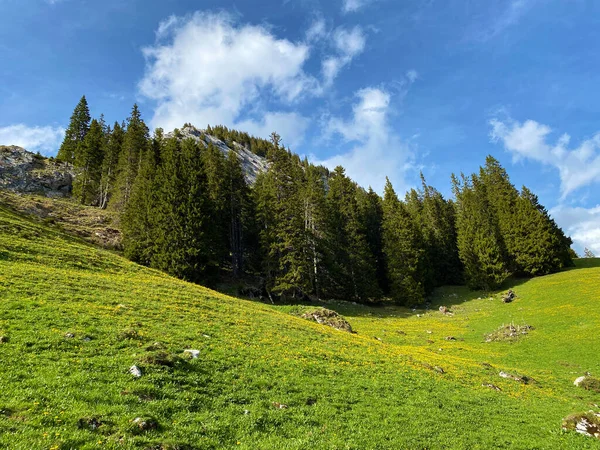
575 376 600 393
562 412 600 439
129 365 142 378
184 349 200 359
301 308 353 333
502 289 516 303
130 416 158 434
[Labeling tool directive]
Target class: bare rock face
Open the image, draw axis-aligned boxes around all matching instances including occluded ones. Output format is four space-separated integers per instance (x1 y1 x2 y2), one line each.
165 125 269 184
0 146 73 197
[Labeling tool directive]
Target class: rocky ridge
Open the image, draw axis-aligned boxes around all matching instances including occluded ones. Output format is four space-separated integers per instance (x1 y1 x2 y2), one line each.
166 124 269 184
0 146 74 197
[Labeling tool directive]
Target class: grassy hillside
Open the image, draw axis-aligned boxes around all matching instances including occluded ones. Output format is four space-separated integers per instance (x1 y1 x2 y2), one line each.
0 205 599 449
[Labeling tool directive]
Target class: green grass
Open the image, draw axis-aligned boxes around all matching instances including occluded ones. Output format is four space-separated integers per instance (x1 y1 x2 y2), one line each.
1 205 599 449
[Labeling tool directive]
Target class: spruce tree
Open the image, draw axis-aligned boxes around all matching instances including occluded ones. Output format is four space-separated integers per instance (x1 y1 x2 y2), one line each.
224 150 251 276
57 95 91 164
322 167 380 302
452 174 509 290
99 122 124 209
72 118 104 205
121 128 162 265
381 178 425 305
110 104 149 211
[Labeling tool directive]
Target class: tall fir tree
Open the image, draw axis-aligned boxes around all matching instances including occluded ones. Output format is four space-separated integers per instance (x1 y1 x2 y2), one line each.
57 96 91 164
382 178 425 305
99 122 124 209
322 167 381 301
110 104 149 211
452 174 509 290
72 118 104 205
121 128 163 265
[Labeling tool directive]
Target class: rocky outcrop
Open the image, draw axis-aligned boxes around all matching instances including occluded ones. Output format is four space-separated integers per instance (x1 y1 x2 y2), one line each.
0 146 73 197
166 125 269 184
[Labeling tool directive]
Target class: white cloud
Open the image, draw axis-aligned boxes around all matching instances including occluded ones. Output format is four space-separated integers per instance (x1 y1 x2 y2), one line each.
0 124 65 156
490 118 600 199
322 26 366 86
469 0 537 42
315 87 409 193
406 69 419 83
306 17 327 42
139 11 316 144
550 205 600 254
342 0 370 13
236 112 309 150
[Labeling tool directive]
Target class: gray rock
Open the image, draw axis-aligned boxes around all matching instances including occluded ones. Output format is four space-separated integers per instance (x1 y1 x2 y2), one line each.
0 146 73 197
165 125 269 184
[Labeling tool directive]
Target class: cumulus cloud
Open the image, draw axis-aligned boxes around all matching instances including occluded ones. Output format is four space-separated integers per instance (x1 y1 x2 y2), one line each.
490 118 600 199
315 87 409 193
306 17 327 42
342 0 370 13
139 11 316 143
236 112 309 150
550 204 600 254
322 26 366 86
0 124 65 156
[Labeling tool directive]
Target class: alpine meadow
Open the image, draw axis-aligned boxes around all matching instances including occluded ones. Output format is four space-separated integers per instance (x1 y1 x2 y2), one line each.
2 1 600 449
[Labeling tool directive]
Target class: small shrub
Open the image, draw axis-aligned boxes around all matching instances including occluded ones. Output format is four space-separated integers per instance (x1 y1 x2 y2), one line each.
118 328 141 340
580 377 600 393
139 351 183 367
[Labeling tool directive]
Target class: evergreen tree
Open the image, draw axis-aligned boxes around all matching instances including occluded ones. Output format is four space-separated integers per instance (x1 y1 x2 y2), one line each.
322 167 380 302
110 104 149 211
121 128 162 265
151 137 210 281
57 96 91 164
381 178 425 305
301 162 328 299
357 187 387 294
72 118 104 205
99 122 125 209
255 145 308 299
201 143 229 270
224 150 251 276
452 174 509 290
584 248 595 258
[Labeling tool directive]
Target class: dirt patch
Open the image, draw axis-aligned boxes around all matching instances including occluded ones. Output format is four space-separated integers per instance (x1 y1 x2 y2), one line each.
301 308 353 333
485 323 533 342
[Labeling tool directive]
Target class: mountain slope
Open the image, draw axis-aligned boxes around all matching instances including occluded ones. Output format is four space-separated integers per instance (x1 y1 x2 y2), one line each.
0 206 598 449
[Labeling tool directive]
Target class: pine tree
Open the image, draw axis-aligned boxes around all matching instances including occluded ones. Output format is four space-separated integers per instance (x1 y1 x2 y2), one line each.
584 248 595 258
322 167 380 302
201 143 229 270
478 156 521 272
57 96 91 164
72 118 104 205
452 174 509 290
381 178 425 305
224 150 250 276
110 104 149 211
357 187 387 294
301 162 328 299
99 122 125 209
151 137 210 281
121 128 162 265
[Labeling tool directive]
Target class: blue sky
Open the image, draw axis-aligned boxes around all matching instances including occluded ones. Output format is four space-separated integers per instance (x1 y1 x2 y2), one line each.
2 0 600 253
